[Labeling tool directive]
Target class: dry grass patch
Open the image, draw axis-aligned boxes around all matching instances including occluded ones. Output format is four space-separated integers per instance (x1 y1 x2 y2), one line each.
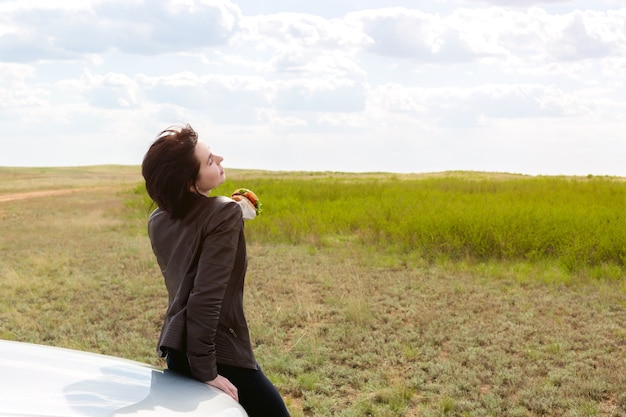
243 244 626 416
2 167 625 416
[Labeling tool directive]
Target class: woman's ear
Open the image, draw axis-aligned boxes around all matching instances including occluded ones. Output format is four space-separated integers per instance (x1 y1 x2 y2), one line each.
189 181 204 195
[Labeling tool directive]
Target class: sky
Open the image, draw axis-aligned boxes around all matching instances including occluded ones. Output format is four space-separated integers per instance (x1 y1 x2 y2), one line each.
0 0 625 176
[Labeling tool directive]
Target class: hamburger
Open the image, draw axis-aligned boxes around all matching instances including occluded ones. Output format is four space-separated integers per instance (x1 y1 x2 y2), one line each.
231 188 262 215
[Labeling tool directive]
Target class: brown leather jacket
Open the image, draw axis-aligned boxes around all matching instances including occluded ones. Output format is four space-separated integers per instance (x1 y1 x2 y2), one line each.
148 194 257 382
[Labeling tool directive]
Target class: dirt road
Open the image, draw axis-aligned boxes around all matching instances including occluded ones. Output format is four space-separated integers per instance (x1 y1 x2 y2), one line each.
0 188 108 203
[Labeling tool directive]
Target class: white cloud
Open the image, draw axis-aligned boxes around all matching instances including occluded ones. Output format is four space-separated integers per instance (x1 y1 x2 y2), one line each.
354 8 492 62
273 79 366 113
542 11 620 61
0 0 242 62
0 0 624 176
81 70 141 108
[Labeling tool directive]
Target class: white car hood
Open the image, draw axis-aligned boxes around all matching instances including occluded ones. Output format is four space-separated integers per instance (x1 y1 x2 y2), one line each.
0 340 247 417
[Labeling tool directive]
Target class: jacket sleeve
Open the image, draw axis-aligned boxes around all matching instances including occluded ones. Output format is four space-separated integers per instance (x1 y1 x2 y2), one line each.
185 202 242 382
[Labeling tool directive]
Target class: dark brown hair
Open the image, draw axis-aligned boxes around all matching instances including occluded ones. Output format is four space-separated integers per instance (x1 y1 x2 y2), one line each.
142 124 201 218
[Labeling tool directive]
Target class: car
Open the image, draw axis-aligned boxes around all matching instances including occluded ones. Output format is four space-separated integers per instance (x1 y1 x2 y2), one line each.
0 339 248 417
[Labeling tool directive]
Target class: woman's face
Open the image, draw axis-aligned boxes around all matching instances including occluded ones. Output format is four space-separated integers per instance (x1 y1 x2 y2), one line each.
193 140 225 194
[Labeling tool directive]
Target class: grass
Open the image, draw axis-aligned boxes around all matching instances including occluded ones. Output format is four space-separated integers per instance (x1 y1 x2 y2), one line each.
1 166 625 416
207 173 626 275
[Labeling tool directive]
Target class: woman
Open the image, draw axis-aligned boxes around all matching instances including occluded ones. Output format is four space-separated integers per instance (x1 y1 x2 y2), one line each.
141 124 291 416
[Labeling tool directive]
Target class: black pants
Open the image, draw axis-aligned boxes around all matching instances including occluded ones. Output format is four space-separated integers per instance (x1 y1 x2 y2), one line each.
166 350 291 417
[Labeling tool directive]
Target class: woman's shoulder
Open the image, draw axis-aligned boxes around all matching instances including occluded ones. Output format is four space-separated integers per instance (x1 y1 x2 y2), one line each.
202 195 238 210
211 195 237 205
194 195 241 222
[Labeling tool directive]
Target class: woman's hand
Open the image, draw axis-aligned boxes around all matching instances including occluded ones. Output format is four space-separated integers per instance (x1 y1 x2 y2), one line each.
231 188 261 218
233 196 257 220
206 374 239 402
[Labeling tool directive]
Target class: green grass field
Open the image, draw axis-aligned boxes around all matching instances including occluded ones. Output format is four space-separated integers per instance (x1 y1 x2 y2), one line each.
1 166 625 416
